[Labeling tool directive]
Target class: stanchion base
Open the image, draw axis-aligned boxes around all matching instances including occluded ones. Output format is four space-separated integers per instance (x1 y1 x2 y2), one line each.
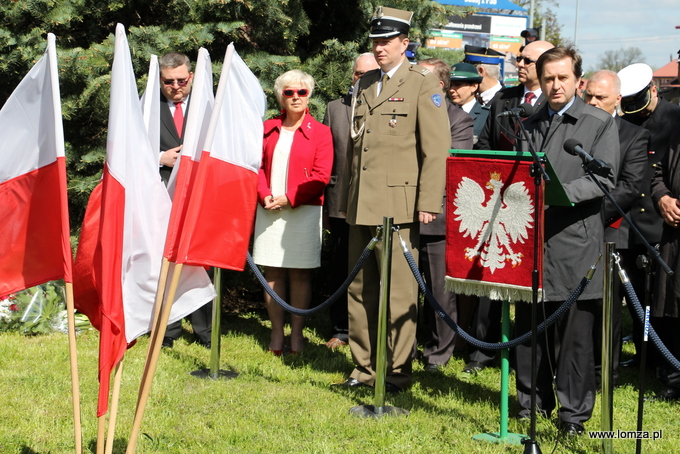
190 368 239 380
521 438 542 454
472 432 527 445
349 405 409 418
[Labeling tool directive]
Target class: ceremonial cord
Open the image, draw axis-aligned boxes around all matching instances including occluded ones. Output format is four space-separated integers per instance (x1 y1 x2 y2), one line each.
246 228 381 316
617 261 680 372
398 230 595 351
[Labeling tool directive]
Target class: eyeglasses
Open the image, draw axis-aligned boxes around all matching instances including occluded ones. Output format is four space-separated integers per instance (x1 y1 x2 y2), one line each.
282 88 309 97
162 78 189 86
516 56 537 65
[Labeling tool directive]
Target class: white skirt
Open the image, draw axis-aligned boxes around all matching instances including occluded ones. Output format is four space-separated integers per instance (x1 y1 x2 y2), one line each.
252 204 322 269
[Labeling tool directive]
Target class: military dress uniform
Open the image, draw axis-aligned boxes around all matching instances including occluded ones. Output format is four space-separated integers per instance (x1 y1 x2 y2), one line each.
340 61 451 390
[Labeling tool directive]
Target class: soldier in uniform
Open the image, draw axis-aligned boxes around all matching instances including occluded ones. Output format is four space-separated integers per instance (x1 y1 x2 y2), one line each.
449 62 488 143
463 45 504 106
337 6 451 392
617 63 680 368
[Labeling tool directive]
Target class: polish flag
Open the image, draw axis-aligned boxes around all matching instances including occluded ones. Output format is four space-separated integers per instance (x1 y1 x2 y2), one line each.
73 25 214 417
0 33 72 297
163 47 215 262
174 43 266 270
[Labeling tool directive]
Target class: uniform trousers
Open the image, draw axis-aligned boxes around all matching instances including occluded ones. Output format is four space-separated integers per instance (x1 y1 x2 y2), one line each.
515 299 598 425
348 223 419 389
420 234 458 366
328 217 349 342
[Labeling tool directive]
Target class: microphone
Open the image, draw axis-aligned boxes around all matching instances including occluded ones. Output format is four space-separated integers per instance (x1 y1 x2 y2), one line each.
497 102 535 118
563 138 611 176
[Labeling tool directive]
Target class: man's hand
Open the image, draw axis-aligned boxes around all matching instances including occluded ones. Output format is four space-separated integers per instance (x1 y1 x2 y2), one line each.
418 211 437 224
658 195 680 228
159 145 182 167
264 194 290 211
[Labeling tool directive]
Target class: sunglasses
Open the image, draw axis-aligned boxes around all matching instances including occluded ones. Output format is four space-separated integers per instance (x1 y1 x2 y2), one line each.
516 56 537 65
162 78 189 86
282 88 309 97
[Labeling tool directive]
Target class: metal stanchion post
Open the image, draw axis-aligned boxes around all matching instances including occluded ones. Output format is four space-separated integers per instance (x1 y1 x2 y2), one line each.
351 217 408 418
601 243 615 454
191 267 238 380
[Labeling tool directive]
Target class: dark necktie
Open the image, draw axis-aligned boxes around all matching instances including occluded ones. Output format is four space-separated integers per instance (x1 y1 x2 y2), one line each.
173 102 184 138
524 91 536 105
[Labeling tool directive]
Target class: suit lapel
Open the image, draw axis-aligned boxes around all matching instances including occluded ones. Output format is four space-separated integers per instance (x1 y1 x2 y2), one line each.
365 62 410 111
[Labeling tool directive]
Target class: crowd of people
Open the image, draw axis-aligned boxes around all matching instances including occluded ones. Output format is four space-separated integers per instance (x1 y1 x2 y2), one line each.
155 5 680 437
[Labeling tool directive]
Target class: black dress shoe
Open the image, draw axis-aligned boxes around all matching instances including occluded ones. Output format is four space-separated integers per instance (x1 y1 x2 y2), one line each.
462 361 486 374
385 382 403 394
559 421 584 437
161 337 174 348
425 363 445 373
333 378 369 388
646 387 680 402
620 358 638 368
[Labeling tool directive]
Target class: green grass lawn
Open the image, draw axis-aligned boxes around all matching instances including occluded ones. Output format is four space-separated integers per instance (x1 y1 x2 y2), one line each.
0 308 677 454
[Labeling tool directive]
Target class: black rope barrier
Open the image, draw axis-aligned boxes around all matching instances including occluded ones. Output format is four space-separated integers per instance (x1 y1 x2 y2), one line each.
399 233 595 351
618 265 680 372
246 230 380 317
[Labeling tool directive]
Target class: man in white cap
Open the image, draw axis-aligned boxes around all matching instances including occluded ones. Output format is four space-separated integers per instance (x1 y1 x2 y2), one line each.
617 63 680 371
338 6 451 393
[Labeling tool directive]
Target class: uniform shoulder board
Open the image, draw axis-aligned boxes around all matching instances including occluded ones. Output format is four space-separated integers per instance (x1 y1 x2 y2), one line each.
410 64 430 76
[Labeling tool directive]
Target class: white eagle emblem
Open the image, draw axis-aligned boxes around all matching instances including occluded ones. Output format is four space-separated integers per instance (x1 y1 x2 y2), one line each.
453 171 534 273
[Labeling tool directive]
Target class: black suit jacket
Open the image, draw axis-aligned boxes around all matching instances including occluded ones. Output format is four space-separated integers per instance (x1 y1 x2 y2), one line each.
475 84 546 151
159 94 187 185
323 94 352 219
603 116 650 247
623 98 680 244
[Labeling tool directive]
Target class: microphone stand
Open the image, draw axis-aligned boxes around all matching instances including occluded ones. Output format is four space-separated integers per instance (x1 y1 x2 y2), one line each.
577 154 672 454
514 111 549 454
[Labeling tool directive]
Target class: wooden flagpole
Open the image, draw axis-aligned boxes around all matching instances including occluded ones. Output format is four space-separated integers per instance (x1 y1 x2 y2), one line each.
64 282 83 454
126 263 184 454
137 258 172 404
96 414 106 454
105 360 124 454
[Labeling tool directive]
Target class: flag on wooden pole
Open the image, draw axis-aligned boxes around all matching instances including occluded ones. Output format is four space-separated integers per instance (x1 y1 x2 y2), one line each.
0 33 72 296
73 24 214 417
174 43 266 270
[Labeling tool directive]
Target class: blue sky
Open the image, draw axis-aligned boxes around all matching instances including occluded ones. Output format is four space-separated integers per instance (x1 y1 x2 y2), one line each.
551 0 680 71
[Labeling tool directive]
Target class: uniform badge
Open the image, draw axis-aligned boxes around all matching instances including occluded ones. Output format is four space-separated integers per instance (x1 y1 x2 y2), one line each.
431 93 442 107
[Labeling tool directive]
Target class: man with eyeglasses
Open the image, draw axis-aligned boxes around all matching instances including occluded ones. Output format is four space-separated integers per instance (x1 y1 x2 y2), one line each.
159 52 194 185
157 52 212 350
322 52 378 350
459 40 554 377
337 6 450 393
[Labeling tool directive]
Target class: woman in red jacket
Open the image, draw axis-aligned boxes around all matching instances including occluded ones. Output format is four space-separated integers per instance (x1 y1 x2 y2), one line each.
252 70 333 355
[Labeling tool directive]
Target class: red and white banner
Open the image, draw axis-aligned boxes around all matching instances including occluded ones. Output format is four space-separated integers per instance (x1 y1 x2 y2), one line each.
445 156 543 302
0 33 72 297
73 25 214 417
171 43 266 270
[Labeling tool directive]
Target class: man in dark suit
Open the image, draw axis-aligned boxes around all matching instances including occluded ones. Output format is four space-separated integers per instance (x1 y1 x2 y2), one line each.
617 63 680 367
583 70 649 387
417 58 474 371
515 46 620 436
322 52 378 349
461 40 553 376
158 52 213 349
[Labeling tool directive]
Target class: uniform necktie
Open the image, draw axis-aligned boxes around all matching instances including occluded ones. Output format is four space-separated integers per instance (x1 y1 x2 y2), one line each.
379 73 389 95
524 91 536 105
173 102 184 138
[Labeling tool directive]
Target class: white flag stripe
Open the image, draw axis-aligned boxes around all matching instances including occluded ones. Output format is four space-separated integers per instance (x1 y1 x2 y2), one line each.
141 54 161 154
110 24 214 342
0 34 64 183
166 48 214 195
204 43 266 173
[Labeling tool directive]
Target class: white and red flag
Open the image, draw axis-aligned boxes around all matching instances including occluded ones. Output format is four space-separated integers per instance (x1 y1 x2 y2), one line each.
445 155 543 302
73 24 214 417
173 43 266 270
0 33 72 297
